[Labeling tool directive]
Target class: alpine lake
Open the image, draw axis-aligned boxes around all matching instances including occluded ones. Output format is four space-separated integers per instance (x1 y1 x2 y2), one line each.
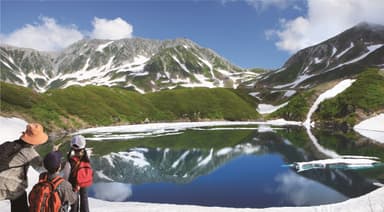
80 124 384 208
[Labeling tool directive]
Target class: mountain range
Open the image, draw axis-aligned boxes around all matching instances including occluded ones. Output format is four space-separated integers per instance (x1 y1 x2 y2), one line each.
1 38 261 93
1 23 383 96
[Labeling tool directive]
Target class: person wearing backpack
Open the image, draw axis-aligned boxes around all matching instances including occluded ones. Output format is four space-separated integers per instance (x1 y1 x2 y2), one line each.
0 123 49 212
29 151 77 212
63 135 93 212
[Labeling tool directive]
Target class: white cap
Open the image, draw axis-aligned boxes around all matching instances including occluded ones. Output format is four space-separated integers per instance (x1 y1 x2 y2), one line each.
71 135 86 150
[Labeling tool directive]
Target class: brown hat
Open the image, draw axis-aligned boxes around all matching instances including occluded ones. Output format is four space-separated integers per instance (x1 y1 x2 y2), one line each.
20 123 48 145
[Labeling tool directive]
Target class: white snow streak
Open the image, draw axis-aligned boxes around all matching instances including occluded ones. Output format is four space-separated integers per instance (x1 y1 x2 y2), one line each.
273 74 314 89
171 151 190 168
171 55 190 74
96 41 114 52
197 149 213 167
331 46 337 57
303 79 356 129
336 42 354 59
257 102 289 114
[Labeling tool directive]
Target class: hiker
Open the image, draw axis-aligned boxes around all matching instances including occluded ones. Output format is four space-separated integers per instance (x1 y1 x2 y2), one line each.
29 151 77 212
0 123 48 212
63 135 93 212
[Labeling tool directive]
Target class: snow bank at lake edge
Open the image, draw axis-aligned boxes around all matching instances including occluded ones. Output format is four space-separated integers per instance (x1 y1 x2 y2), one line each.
354 113 384 143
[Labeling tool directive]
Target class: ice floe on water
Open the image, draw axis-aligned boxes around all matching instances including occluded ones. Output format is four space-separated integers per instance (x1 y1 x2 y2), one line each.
292 157 383 172
77 120 301 141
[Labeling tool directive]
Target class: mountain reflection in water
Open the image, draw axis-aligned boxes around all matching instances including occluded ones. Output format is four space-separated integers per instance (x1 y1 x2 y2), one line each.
86 127 384 208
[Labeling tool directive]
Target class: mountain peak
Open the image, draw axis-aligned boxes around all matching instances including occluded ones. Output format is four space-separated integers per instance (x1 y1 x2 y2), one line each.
255 22 384 92
353 22 384 31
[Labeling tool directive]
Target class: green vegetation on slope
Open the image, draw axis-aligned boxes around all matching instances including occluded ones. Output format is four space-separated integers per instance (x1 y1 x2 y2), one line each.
1 83 259 132
268 91 314 121
146 87 259 121
316 68 384 125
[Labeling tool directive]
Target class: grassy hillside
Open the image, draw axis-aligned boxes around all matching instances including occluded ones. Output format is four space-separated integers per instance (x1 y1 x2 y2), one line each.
266 68 384 124
146 87 259 121
315 68 384 125
1 83 259 132
268 91 314 121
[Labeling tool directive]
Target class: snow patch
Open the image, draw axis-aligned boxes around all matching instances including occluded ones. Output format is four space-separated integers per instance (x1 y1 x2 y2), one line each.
96 41 114 52
216 147 233 156
354 114 384 143
0 117 27 142
331 46 337 57
283 90 296 98
257 102 289 114
304 79 356 128
314 57 322 64
273 74 314 89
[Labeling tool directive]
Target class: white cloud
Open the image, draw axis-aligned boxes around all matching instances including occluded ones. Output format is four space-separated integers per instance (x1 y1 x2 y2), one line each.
274 172 347 205
91 17 133 40
0 16 134 52
245 0 292 10
222 0 295 10
0 16 83 52
92 182 132 202
269 0 384 53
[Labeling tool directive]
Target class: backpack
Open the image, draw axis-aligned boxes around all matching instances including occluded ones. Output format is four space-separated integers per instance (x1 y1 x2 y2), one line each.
0 141 24 172
69 156 93 188
28 173 64 212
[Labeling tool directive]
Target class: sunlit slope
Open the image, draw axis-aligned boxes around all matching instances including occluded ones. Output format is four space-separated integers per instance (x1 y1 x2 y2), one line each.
315 68 384 126
268 68 384 125
0 83 259 131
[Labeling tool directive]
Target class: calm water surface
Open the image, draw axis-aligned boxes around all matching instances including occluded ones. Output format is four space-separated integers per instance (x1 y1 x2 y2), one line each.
84 126 384 208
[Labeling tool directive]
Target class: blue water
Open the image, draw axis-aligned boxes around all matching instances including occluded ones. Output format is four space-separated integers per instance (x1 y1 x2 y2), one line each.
90 154 357 208
87 128 383 208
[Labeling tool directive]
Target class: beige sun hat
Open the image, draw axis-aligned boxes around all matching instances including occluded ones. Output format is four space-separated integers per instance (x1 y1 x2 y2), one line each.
20 123 48 145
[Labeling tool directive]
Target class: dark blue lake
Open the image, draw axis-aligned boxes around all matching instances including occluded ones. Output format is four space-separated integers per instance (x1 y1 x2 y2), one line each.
85 126 384 208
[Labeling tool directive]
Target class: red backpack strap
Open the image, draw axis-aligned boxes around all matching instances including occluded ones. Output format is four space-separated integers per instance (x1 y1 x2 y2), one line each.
39 173 64 189
70 157 80 175
50 176 65 190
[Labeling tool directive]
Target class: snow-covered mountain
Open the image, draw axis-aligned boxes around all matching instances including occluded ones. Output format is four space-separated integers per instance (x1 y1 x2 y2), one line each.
0 38 259 93
253 22 384 91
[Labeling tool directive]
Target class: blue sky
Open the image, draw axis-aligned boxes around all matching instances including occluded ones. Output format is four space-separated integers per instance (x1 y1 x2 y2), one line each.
1 0 383 69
